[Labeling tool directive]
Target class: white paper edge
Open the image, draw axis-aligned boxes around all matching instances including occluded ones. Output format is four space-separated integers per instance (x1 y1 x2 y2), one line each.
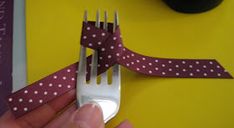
12 0 27 92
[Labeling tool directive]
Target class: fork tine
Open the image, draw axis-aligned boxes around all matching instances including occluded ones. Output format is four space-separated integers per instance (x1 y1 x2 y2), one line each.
77 11 88 85
112 11 121 86
84 10 88 23
100 11 108 85
90 10 100 84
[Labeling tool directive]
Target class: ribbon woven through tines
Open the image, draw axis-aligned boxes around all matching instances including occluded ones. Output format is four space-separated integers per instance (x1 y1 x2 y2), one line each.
6 21 233 118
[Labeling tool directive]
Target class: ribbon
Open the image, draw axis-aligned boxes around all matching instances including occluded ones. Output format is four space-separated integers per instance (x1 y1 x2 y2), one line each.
6 21 232 118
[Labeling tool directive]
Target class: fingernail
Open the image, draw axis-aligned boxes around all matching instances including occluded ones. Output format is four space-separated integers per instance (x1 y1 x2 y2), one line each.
73 103 103 128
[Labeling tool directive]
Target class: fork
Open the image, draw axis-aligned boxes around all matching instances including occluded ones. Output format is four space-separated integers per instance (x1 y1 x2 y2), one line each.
76 10 121 123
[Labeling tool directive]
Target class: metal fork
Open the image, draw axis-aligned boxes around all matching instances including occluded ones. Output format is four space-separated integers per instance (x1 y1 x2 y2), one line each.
76 10 121 123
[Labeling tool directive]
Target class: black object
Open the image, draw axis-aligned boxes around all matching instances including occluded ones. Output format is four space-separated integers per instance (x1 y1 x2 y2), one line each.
163 0 223 13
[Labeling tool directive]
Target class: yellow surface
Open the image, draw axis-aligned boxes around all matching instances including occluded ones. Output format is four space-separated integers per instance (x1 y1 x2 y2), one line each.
26 0 234 128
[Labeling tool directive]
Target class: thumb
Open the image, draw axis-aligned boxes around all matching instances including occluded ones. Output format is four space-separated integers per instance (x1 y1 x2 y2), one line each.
65 103 104 128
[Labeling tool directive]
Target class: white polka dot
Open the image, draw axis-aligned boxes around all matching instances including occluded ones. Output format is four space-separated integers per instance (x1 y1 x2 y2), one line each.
149 70 152 74
142 65 146 68
131 62 135 65
24 107 28 112
189 73 194 76
162 72 166 75
63 77 66 80
13 107 17 111
168 61 172 64
210 69 214 72
162 64 166 67
19 98 23 102
71 78 75 81
136 68 140 71
126 63 130 66
148 63 152 66
67 85 71 88
189 65 193 68
142 57 146 60
29 99 33 103
24 90 28 94
183 69 186 72
116 53 120 56
101 48 105 51
182 61 186 64
196 69 200 72
53 92 58 96
176 73 180 76
175 65 179 68
49 83 53 87
169 68 172 71
107 55 112 59
83 36 87 39
122 56 126 59
39 83 43 86
203 65 207 68
155 60 159 63
8 98 13 102
209 61 213 64
113 37 117 40
58 84 62 87
217 73 221 76
99 57 103 60
34 91 38 94
105 64 109 67
216 65 220 68
131 53 135 57
87 27 90 30
39 99 43 103
92 34 96 38
155 67 159 70
123 48 126 51
127 55 130 58
196 61 200 64
203 73 208 76
101 33 106 36
53 75 57 79
136 60 140 63
88 43 93 46
44 91 48 95
110 46 114 49
67 69 71 72
98 64 101 67
97 42 102 45
118 44 122 47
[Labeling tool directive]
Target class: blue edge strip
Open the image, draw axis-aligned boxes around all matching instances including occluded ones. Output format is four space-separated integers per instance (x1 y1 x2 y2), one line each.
0 0 13 116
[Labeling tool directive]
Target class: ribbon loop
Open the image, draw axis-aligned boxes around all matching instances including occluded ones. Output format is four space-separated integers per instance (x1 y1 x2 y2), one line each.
6 21 233 118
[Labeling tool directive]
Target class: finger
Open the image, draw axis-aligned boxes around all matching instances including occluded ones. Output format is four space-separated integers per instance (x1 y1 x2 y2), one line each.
61 103 104 128
16 89 75 128
44 104 77 128
0 111 19 128
116 120 133 128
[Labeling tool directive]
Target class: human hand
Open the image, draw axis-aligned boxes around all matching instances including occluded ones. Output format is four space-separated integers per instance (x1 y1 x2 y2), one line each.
0 89 133 128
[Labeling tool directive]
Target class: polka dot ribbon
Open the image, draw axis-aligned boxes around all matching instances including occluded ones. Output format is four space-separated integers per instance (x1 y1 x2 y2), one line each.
6 21 233 118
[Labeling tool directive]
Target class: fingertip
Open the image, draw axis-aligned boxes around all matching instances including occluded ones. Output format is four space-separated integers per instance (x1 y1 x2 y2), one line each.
116 120 133 128
71 103 104 128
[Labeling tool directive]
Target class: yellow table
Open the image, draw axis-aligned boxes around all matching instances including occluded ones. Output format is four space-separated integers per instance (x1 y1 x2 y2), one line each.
27 0 234 127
